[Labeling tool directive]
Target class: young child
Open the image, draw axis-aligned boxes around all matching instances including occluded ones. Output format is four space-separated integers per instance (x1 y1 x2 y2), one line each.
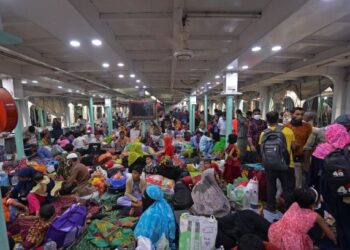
268 188 337 250
23 204 55 249
27 172 53 216
117 166 147 215
223 134 241 183
144 155 158 175
1 186 28 223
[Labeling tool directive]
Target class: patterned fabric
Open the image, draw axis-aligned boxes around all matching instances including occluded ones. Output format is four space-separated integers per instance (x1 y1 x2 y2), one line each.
268 202 317 250
26 219 52 247
285 122 312 157
248 119 267 148
134 185 176 250
191 168 231 218
313 123 350 159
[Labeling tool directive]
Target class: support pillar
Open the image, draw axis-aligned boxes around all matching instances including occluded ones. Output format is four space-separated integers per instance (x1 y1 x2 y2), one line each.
259 86 270 119
204 93 208 129
14 100 25 159
105 98 113 135
189 96 196 133
38 108 44 128
225 95 233 146
89 97 95 134
0 188 9 250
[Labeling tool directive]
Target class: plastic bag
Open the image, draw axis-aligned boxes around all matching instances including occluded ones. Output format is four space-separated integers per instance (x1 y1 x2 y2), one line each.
246 177 259 208
136 236 153 250
156 234 170 250
231 185 246 205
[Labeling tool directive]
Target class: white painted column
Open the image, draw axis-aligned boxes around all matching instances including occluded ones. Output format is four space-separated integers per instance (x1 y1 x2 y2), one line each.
259 86 270 119
326 69 347 121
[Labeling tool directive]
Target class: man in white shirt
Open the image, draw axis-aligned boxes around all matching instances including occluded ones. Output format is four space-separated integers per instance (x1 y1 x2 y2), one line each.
218 114 226 136
72 133 88 152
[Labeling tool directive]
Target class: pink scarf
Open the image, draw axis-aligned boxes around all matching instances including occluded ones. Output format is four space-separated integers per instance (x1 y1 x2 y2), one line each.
313 124 350 159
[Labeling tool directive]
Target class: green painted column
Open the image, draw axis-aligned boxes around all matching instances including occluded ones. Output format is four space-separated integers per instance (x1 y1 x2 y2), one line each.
189 96 196 133
225 95 233 147
105 98 113 135
37 107 44 128
14 100 25 159
204 93 208 129
43 111 47 127
89 97 95 134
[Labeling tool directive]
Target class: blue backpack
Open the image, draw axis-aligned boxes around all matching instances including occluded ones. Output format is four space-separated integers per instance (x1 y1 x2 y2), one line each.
44 204 87 248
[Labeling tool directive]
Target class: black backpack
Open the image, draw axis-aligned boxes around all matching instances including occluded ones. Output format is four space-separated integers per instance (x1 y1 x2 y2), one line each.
324 144 350 197
260 125 290 171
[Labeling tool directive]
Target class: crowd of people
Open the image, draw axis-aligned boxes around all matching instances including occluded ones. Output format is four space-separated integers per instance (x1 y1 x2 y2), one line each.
1 107 350 250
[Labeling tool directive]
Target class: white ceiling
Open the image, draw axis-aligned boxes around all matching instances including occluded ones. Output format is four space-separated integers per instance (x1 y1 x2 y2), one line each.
0 0 349 103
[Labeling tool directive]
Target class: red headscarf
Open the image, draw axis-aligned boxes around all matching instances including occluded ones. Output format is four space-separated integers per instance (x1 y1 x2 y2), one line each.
164 135 175 157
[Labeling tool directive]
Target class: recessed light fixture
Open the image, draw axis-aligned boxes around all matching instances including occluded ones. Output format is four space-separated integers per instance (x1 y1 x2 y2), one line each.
76 90 80 93
136 79 141 83
242 65 249 70
70 40 80 47
215 75 220 79
21 80 27 84
102 63 110 68
68 89 72 92
130 74 136 78
209 86 212 89
143 85 147 89
207 82 211 85
91 39 102 46
58 86 63 89
201 86 204 89
135 86 139 88
117 62 124 67
271 45 282 52
99 95 104 98
251 46 261 52
118 74 124 78
227 65 234 70
32 80 38 84
92 94 96 97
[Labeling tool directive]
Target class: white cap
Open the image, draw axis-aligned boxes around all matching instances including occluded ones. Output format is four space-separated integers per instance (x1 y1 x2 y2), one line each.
67 153 78 160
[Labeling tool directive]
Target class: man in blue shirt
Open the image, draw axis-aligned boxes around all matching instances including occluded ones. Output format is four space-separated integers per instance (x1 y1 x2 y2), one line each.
190 130 203 150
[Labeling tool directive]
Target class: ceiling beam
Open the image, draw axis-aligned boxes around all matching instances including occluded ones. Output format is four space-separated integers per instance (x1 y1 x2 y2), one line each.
170 0 184 89
273 52 314 59
99 12 172 20
300 39 349 47
116 34 237 42
23 38 60 46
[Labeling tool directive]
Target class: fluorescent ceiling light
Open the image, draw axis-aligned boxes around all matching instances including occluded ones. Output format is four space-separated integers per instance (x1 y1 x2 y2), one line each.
117 62 124 67
271 45 282 51
215 75 220 79
70 40 80 47
206 82 211 85
136 79 141 83
32 80 38 84
91 39 102 46
135 86 139 88
21 80 27 84
130 74 136 78
251 46 261 52
145 91 150 96
102 63 110 68
118 74 124 78
58 86 63 89
242 65 249 70
227 65 234 70
151 96 156 100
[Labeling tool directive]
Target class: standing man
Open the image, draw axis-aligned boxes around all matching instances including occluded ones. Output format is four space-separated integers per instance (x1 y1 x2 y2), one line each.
285 107 312 188
218 112 226 138
248 109 267 158
259 111 295 221
236 109 248 161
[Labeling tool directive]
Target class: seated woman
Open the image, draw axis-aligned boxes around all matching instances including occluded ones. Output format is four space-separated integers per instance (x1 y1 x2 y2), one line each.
27 172 54 216
10 167 37 204
134 185 176 250
191 168 231 218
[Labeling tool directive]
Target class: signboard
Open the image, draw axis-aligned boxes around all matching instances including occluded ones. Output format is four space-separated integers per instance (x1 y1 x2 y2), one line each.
129 100 156 120
224 72 238 95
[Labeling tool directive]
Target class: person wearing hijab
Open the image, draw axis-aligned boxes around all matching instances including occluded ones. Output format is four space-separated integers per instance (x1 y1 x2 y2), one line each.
190 168 231 218
311 123 350 249
134 185 176 250
10 167 37 203
128 142 147 167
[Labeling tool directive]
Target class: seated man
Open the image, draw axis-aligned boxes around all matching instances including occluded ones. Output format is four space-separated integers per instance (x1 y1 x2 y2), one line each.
199 131 214 157
27 144 52 160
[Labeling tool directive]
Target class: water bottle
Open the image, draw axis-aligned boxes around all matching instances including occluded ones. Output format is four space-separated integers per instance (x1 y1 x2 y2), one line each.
44 241 57 250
